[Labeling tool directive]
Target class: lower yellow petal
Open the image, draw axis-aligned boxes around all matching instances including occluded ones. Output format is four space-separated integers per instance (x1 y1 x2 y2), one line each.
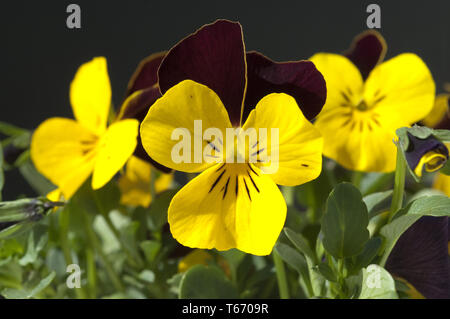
168 163 286 256
31 118 97 199
315 109 397 172
92 119 139 190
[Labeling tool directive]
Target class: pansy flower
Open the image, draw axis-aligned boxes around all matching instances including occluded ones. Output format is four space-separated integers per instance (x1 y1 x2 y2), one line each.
140 20 326 255
31 57 139 199
402 133 449 179
118 156 173 207
386 216 449 299
310 31 435 172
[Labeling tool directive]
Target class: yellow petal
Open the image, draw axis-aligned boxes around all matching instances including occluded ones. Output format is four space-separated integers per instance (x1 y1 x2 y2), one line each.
70 57 112 135
168 163 286 256
364 53 435 127
310 53 364 113
31 118 97 199
140 80 232 173
422 94 449 128
434 173 450 197
118 156 173 207
92 119 139 190
242 93 323 186
312 53 435 173
46 188 64 202
315 108 398 172
178 249 214 273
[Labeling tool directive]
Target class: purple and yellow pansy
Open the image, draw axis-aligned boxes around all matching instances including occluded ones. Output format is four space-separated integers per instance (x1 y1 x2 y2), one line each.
139 20 327 255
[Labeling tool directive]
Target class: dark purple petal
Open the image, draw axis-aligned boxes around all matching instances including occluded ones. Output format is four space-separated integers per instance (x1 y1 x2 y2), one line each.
243 51 327 122
158 20 246 126
118 87 172 173
386 216 450 299
119 87 161 121
126 51 166 96
343 30 387 80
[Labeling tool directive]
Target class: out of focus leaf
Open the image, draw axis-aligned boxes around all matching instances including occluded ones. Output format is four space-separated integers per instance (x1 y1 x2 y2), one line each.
359 265 398 299
1 271 55 299
179 265 238 299
146 190 178 231
0 142 4 200
18 156 55 196
140 240 161 263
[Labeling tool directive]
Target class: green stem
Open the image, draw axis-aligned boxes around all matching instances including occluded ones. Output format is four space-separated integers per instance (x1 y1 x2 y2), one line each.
281 186 294 206
351 171 364 188
388 147 406 223
378 147 407 267
81 209 125 293
59 208 87 299
273 250 290 299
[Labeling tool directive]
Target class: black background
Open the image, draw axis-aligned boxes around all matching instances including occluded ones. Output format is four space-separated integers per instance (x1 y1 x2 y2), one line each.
1 0 449 199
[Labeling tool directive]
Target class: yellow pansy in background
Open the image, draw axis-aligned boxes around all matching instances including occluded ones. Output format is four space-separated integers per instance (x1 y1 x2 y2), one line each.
310 31 435 172
118 156 173 207
31 57 139 199
140 21 326 255
422 94 450 128
178 249 230 277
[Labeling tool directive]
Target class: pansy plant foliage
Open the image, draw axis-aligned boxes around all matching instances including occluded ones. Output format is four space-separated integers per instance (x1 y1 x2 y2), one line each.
310 31 436 172
31 58 139 199
140 20 327 255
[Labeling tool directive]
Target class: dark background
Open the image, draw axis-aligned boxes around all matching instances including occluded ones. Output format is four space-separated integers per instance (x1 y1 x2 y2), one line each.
1 0 449 199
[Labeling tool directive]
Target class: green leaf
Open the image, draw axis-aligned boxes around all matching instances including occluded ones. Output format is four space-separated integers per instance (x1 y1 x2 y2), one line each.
284 228 317 263
18 156 55 195
321 183 370 258
19 229 48 266
350 237 382 274
0 142 4 200
1 271 56 299
140 240 161 263
439 159 450 176
359 265 398 299
147 190 178 231
274 243 311 288
314 262 337 282
179 265 239 299
380 195 450 265
0 121 28 137
432 129 450 142
363 190 393 219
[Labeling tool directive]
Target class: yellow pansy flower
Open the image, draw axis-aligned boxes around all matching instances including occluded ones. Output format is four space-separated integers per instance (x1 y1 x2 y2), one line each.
118 156 173 207
31 57 139 199
310 31 435 172
140 20 326 255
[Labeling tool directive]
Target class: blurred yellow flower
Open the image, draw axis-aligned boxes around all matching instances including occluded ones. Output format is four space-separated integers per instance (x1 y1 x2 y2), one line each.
118 156 173 207
311 33 435 172
31 57 139 199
